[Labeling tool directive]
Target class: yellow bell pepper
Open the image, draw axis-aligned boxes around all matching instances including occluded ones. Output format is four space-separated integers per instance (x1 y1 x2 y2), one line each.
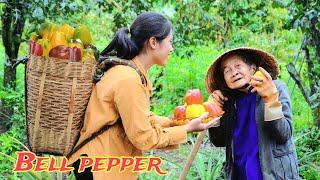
186 104 206 119
73 24 93 45
60 24 75 41
50 31 68 49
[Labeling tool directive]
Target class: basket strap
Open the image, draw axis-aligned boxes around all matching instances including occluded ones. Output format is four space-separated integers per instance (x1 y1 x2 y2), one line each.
94 56 147 86
110 57 147 86
32 59 48 148
66 119 122 159
64 77 77 155
127 61 147 86
13 56 29 69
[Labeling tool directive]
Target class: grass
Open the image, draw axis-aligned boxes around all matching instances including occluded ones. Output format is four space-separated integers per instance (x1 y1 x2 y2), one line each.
140 138 225 180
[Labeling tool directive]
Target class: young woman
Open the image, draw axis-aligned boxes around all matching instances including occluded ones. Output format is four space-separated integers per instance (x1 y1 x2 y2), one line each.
205 48 299 180
67 12 217 180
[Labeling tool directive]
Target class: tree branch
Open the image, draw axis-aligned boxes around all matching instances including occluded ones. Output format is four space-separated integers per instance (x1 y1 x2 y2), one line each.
304 46 317 95
286 62 311 105
310 17 320 64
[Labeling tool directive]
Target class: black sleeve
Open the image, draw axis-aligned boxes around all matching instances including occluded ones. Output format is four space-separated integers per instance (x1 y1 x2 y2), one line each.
208 114 227 147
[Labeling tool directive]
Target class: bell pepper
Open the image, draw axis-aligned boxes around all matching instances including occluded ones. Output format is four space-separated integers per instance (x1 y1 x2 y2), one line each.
39 22 57 40
69 39 83 55
49 45 70 60
82 48 96 63
60 24 75 41
29 32 39 42
37 38 52 57
73 24 92 46
69 47 82 61
85 45 99 62
50 31 68 49
29 41 35 55
33 43 43 56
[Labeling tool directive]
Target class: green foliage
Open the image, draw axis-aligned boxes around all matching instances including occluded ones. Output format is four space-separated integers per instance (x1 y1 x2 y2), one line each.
2 0 92 44
295 127 320 179
96 0 153 31
0 132 76 179
0 87 25 133
166 0 292 48
193 151 224 180
0 133 21 178
139 140 225 180
289 0 320 33
288 0 320 125
171 0 217 46
150 44 223 115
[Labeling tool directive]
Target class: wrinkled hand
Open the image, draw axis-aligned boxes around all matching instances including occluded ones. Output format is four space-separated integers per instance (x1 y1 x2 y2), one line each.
185 112 221 133
209 90 228 107
249 67 278 103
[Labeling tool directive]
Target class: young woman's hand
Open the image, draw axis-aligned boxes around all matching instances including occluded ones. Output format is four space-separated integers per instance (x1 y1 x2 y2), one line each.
249 67 278 103
185 112 221 133
209 90 228 107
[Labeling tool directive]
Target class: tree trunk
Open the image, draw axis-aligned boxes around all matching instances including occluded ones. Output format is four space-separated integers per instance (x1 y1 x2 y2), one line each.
309 16 320 128
223 21 228 48
0 2 25 133
316 107 320 128
286 63 310 104
3 60 17 89
310 17 320 64
303 46 317 95
306 23 320 127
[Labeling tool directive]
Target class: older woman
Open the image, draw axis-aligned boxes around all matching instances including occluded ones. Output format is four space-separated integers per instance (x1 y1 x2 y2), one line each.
205 48 299 180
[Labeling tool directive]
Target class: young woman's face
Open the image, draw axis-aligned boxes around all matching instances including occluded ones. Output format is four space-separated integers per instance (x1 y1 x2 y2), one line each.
152 33 174 66
222 55 256 90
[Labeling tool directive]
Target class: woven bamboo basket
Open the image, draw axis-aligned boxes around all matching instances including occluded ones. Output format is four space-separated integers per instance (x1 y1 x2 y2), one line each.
25 55 96 155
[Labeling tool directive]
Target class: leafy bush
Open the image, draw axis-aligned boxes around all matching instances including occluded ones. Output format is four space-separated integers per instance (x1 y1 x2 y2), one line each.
150 44 223 116
295 127 320 179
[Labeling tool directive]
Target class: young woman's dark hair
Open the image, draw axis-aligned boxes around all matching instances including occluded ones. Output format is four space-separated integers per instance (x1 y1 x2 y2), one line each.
93 12 173 84
100 12 172 60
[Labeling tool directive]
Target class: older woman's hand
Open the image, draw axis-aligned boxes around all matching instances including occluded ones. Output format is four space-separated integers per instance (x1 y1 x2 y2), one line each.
250 67 278 103
209 90 228 107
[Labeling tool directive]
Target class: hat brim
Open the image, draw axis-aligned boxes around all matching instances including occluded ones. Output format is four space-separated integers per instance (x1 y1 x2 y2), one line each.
205 47 279 94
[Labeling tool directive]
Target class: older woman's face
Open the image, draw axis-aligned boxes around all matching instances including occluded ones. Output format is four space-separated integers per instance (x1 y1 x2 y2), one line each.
222 55 256 90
